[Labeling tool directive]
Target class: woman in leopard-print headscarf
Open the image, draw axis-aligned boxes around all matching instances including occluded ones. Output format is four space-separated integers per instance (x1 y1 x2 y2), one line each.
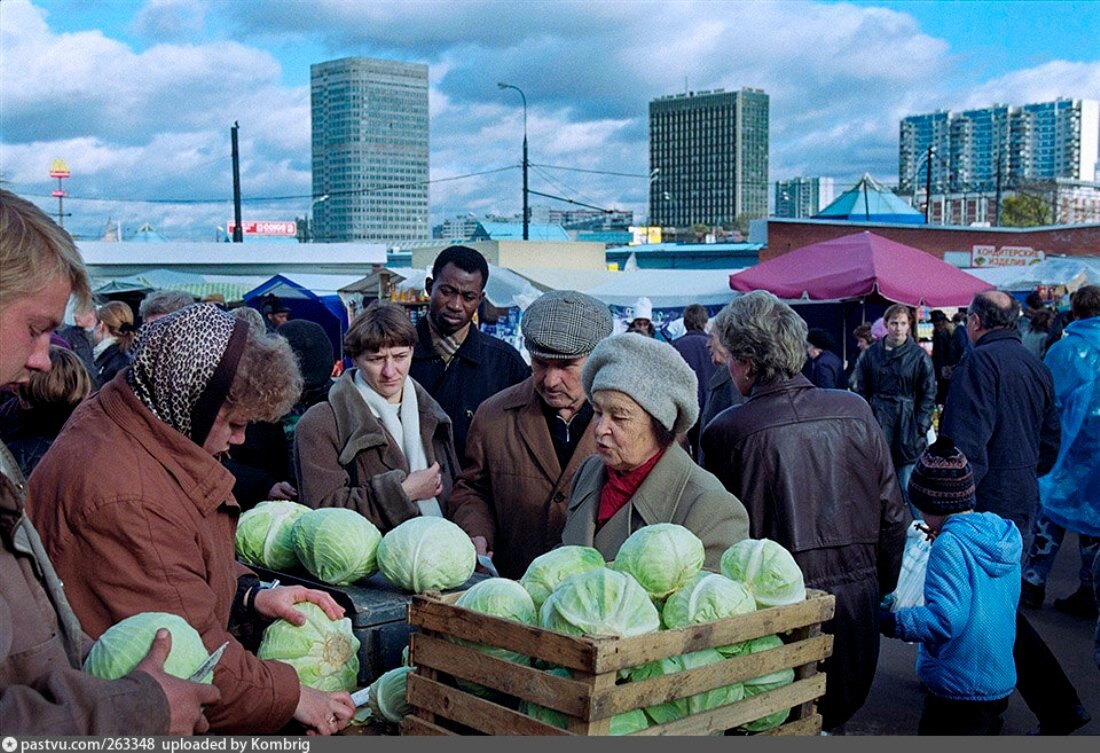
29 303 357 735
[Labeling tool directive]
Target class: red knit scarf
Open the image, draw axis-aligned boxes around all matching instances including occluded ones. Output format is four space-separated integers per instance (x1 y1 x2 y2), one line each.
597 448 666 528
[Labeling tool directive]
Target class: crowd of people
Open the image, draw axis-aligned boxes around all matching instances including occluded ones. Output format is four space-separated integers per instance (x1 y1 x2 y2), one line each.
2 186 1097 736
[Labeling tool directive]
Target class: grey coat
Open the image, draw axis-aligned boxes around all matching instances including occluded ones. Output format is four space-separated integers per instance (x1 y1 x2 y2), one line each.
294 370 460 533
560 443 750 570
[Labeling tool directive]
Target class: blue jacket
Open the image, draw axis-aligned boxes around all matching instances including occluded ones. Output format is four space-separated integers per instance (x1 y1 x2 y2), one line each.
940 328 1060 533
1039 317 1100 537
894 512 1021 701
409 317 530 465
802 349 848 391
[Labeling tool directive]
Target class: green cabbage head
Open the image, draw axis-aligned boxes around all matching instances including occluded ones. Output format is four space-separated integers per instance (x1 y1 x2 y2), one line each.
368 665 414 723
376 517 476 593
520 546 606 610
520 668 650 735
719 538 806 608
613 523 705 600
452 578 537 698
236 500 311 570
84 612 212 682
539 568 660 638
626 648 744 725
257 602 360 692
292 508 381 585
728 635 796 731
661 573 757 635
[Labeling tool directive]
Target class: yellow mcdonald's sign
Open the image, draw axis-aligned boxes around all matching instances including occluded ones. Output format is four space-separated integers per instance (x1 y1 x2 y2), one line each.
49 159 71 179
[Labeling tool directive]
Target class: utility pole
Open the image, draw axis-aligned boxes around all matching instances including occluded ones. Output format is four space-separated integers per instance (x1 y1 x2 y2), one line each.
231 122 243 243
993 152 1003 227
923 145 933 223
498 83 528 240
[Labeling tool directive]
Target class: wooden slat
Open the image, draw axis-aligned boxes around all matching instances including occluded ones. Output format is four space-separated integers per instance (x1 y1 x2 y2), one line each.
632 675 826 736
590 636 831 718
789 620 824 721
409 595 599 671
410 633 591 717
591 592 835 673
757 713 822 736
400 715 455 736
407 674 572 736
566 668 616 735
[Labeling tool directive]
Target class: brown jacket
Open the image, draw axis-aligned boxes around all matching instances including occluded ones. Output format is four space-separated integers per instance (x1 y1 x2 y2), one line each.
293 370 459 532
1 441 169 734
448 378 599 579
27 377 300 734
701 374 908 729
560 443 750 569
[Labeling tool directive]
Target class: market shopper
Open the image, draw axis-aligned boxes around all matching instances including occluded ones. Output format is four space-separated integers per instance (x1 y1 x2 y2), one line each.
92 300 136 385
295 303 459 531
409 245 529 463
941 289 1089 735
802 328 847 390
701 291 908 732
696 327 744 465
56 299 98 380
880 439 1022 736
670 303 717 455
559 334 750 569
929 309 962 404
29 304 355 735
139 289 194 325
449 290 613 578
855 303 936 516
1022 285 1100 617
0 188 219 735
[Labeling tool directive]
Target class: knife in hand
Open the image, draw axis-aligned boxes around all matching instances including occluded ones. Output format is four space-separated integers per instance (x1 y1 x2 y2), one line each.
188 641 229 682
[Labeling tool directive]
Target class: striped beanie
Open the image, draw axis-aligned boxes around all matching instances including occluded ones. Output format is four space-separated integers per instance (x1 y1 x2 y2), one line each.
908 437 976 515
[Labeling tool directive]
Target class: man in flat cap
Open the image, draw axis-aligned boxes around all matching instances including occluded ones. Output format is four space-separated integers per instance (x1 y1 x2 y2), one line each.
448 290 613 578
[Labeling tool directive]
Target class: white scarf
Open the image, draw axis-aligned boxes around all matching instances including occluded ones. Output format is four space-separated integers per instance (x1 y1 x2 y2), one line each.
93 335 118 360
353 371 442 517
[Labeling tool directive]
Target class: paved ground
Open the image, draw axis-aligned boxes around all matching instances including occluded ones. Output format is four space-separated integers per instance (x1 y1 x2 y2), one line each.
845 532 1098 736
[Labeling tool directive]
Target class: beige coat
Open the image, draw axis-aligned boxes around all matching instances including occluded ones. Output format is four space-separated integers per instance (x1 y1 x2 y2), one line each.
1 441 169 734
294 370 459 533
448 378 599 579
560 443 750 569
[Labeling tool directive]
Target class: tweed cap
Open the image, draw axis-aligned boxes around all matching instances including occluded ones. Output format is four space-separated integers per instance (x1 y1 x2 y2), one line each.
908 437 976 516
522 290 614 360
581 334 699 435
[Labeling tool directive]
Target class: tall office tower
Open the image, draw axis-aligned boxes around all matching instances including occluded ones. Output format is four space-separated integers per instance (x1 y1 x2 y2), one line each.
899 98 1099 195
774 177 835 218
311 57 429 243
649 88 769 227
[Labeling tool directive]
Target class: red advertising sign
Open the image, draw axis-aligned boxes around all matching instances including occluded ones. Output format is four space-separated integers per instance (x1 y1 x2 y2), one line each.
227 220 298 236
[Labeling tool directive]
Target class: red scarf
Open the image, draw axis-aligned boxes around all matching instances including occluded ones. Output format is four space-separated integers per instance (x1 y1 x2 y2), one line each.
597 449 666 528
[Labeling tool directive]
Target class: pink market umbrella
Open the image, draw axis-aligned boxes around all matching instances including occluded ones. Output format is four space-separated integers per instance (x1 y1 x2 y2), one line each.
730 231 994 307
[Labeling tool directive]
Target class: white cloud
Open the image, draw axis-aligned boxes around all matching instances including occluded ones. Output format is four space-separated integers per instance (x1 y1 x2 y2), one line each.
132 0 206 41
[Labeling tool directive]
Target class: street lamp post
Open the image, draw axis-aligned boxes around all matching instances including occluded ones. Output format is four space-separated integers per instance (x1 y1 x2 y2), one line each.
498 82 528 241
306 194 329 243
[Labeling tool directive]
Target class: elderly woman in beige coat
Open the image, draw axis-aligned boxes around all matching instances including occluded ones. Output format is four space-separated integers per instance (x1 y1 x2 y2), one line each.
560 334 750 568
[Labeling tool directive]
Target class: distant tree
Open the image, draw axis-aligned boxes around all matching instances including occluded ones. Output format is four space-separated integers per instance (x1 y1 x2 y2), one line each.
1000 194 1050 227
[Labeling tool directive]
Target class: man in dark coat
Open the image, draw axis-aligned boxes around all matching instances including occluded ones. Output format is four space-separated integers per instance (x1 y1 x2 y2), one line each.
696 328 744 465
701 292 908 732
855 304 936 514
409 246 529 464
56 304 98 384
941 290 1089 735
671 304 717 456
929 309 961 404
802 328 847 390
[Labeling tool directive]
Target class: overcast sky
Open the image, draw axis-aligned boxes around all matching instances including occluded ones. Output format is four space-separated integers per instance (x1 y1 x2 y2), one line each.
2 0 1098 241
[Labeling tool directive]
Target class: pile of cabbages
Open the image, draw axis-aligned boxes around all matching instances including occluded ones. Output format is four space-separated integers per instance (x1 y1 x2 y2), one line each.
234 501 477 593
448 524 808 734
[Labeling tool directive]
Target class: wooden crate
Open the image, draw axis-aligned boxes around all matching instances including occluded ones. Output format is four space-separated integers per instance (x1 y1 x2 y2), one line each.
401 588 835 736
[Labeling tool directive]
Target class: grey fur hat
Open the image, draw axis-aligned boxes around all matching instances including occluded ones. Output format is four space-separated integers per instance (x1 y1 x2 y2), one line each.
581 334 699 435
522 290 613 360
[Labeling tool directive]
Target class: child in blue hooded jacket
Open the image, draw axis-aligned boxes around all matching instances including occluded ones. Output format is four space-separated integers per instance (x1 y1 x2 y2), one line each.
880 437 1022 735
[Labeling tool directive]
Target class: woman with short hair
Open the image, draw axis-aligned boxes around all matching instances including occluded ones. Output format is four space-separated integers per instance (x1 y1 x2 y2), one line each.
29 304 355 735
559 334 749 569
294 303 459 532
93 300 136 384
701 290 908 732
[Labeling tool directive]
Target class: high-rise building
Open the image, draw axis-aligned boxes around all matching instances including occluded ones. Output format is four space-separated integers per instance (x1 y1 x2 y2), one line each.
311 57 429 243
774 177 835 218
649 88 769 227
899 98 1099 196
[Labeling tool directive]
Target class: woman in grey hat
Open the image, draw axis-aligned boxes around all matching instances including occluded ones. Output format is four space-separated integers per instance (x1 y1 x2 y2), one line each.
559 334 749 568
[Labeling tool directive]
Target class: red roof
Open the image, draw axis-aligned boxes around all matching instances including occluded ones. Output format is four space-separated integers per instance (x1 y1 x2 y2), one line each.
730 231 994 306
